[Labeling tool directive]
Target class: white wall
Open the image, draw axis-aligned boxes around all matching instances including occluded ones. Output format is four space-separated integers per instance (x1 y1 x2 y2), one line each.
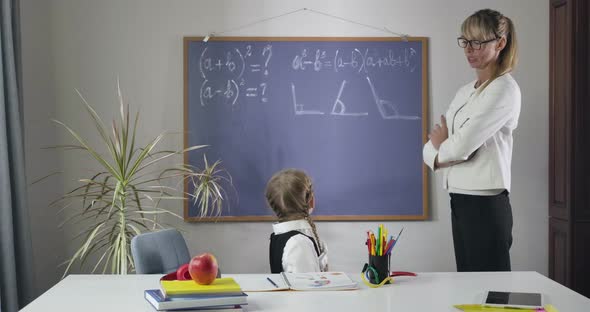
20 0 66 296
20 0 548 296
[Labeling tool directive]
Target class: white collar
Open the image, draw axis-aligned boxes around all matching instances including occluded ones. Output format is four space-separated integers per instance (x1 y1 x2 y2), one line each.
272 219 312 234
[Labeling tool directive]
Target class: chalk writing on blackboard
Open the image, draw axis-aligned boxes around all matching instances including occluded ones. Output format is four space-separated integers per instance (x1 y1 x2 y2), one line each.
292 48 418 73
330 80 369 116
291 83 325 115
289 77 421 119
197 44 420 120
366 77 420 120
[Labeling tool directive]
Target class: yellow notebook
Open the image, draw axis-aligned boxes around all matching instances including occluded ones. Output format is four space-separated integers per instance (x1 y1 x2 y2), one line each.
454 304 559 312
161 278 242 296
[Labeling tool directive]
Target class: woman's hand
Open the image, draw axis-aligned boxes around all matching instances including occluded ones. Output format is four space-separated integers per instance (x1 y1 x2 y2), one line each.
429 115 449 150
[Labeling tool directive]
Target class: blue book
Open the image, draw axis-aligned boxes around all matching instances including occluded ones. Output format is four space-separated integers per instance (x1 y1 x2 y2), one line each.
144 289 247 311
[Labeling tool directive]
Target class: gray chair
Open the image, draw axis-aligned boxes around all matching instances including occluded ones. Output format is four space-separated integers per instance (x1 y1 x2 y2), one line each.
131 229 191 274
130 228 221 277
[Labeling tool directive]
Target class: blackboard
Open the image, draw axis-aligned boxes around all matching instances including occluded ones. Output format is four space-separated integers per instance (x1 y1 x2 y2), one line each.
183 37 428 221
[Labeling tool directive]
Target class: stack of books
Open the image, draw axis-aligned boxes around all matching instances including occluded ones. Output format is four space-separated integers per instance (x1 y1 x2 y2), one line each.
145 277 247 311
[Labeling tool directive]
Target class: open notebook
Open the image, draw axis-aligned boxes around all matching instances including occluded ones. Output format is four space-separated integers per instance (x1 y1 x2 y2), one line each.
237 272 358 292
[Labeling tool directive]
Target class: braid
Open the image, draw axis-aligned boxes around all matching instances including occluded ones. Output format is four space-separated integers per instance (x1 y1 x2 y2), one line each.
304 214 328 271
302 180 323 253
304 215 323 253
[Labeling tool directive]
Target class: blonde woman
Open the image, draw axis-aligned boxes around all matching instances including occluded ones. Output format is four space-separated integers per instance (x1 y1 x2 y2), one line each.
266 169 328 273
423 9 520 271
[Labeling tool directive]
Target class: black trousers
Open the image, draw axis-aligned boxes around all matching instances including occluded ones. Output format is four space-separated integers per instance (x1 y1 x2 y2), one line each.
450 191 513 272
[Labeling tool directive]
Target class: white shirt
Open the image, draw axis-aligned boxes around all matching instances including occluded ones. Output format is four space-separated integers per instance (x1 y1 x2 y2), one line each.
272 219 329 273
423 74 521 194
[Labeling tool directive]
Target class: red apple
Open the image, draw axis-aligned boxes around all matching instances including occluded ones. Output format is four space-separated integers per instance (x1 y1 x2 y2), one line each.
176 263 191 280
188 253 218 285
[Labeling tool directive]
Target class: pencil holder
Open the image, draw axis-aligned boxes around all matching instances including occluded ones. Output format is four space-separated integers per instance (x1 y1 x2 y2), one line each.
368 254 391 284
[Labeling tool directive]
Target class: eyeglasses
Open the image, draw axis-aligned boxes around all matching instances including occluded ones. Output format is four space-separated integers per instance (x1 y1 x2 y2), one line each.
457 37 498 50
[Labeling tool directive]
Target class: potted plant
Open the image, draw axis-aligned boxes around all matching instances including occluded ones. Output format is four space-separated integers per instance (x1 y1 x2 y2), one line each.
43 82 231 276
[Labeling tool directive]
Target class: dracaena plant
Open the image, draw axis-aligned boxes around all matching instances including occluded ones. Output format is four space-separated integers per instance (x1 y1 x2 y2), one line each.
44 82 231 277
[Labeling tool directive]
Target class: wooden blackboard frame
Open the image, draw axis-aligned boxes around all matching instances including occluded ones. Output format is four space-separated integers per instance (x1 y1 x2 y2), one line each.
183 36 429 222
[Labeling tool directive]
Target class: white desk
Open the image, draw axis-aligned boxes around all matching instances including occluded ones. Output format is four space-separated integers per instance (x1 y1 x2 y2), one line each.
20 272 590 312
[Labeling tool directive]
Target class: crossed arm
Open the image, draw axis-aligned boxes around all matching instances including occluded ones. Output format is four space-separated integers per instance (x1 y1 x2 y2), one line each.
428 115 475 169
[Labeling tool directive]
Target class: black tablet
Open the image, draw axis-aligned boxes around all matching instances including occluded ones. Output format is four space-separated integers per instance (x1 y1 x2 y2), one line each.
483 291 544 309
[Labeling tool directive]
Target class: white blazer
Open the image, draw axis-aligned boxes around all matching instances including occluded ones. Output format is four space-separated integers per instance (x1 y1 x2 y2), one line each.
423 73 521 194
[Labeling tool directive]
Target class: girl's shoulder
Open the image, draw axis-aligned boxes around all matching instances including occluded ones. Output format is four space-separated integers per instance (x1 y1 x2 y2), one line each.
284 232 321 256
